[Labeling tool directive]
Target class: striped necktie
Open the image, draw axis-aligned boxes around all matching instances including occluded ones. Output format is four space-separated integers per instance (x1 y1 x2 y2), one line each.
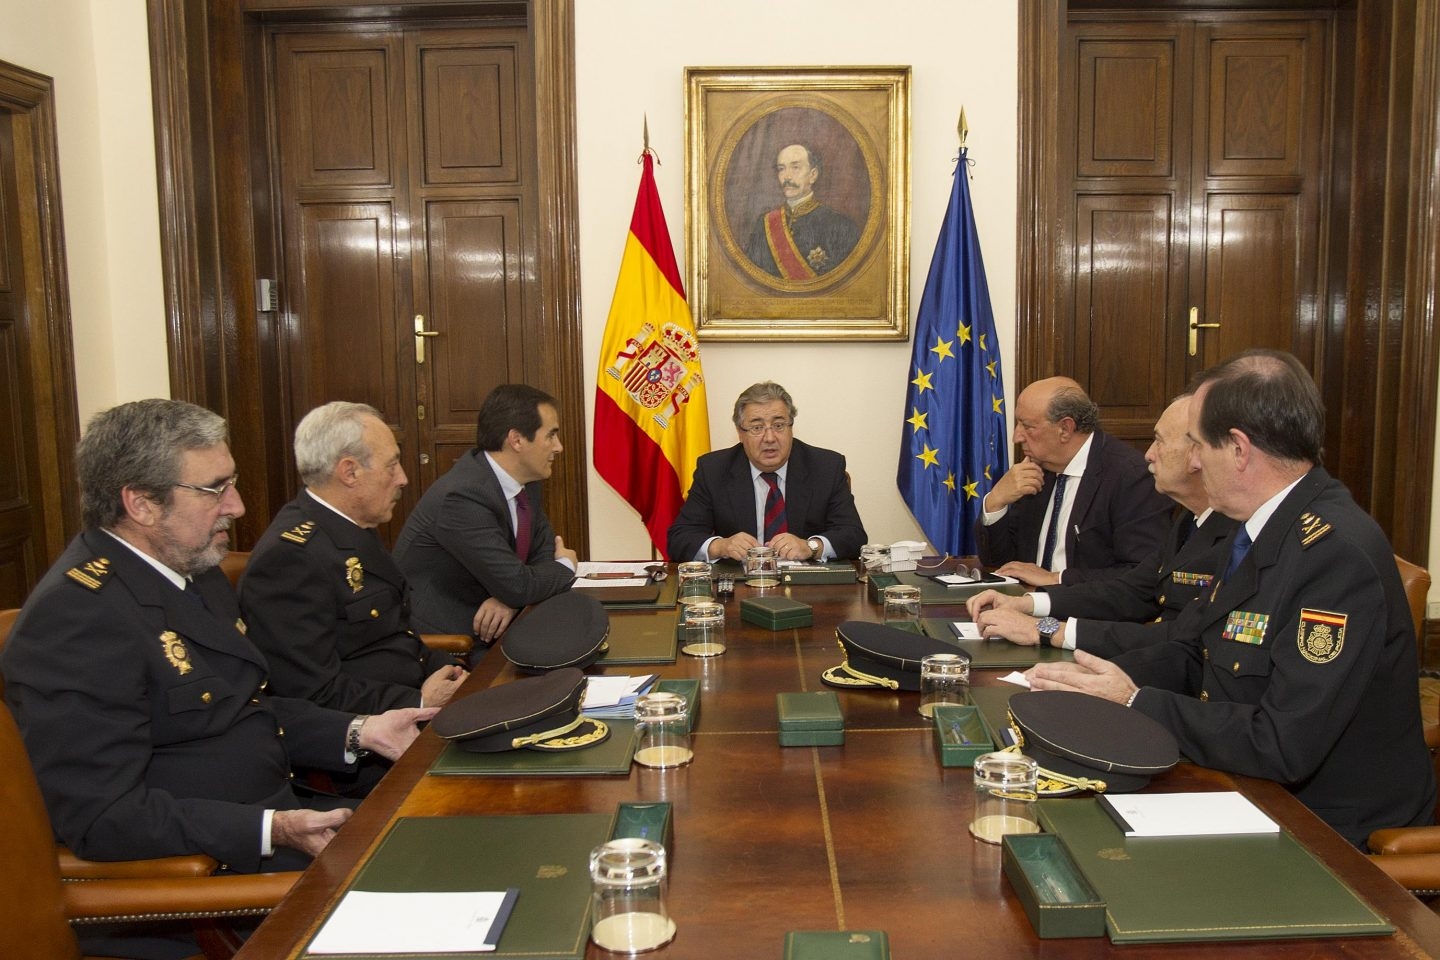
761 472 787 541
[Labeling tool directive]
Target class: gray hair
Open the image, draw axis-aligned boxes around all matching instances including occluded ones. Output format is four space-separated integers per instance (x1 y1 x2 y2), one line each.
1047 387 1099 434
294 401 383 487
77 399 229 529
731 381 798 427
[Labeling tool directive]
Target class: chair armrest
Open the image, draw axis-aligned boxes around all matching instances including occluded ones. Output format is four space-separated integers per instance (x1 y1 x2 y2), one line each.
1367 853 1440 893
63 871 300 924
1424 722 1440 751
421 633 473 655
1368 825 1440 855
58 846 218 880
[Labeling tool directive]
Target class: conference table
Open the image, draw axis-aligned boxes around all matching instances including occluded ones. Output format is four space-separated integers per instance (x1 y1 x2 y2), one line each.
237 572 1440 959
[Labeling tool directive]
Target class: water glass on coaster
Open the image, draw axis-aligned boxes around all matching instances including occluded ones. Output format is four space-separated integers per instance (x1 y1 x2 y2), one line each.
858 543 891 582
918 652 970 718
589 838 676 954
681 600 725 657
744 545 780 588
675 561 714 606
970 752 1041 844
881 584 922 629
633 691 693 768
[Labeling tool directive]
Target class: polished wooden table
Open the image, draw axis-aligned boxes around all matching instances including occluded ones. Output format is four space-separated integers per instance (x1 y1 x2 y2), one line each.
238 578 1440 959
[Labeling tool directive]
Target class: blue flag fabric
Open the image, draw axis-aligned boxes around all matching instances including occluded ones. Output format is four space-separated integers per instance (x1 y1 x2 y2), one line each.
897 150 1009 556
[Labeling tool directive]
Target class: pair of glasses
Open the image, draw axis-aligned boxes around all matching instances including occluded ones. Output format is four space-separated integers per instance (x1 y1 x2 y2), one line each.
741 419 792 437
174 474 240 498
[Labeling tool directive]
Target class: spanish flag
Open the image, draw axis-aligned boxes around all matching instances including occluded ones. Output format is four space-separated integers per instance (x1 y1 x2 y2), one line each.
593 152 710 558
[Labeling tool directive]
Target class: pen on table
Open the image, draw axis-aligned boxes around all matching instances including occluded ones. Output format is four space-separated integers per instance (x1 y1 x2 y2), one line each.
949 719 973 745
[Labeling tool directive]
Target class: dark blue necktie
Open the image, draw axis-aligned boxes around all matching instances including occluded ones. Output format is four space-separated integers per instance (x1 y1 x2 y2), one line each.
1040 473 1069 570
1224 526 1253 580
761 472 787 541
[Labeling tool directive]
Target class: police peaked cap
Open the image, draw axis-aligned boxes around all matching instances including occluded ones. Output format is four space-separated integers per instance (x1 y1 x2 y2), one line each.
431 667 608 753
1008 690 1178 793
501 590 610 673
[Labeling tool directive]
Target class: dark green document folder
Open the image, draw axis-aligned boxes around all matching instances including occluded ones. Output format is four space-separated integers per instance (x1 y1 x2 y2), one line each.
302 813 611 959
429 720 638 776
1039 798 1393 943
600 609 679 663
922 619 1074 668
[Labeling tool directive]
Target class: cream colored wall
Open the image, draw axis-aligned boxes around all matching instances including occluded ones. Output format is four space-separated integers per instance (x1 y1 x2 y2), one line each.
576 0 1019 559
0 0 167 424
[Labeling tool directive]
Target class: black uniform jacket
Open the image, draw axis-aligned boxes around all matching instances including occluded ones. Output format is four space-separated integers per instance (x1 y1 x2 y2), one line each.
975 429 1172 584
394 449 573 635
240 491 456 714
1117 469 1436 846
1 530 352 872
1043 509 1237 657
666 438 868 562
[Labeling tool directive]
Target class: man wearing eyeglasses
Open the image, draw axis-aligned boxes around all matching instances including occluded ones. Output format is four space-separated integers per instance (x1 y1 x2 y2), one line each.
667 381 867 563
1 400 436 926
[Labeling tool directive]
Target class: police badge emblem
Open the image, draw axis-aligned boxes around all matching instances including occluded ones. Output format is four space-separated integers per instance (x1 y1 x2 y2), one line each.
345 557 364 593
160 630 193 675
1297 608 1346 664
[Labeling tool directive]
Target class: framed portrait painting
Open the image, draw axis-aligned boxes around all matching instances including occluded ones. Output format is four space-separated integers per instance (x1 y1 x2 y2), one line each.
684 66 910 340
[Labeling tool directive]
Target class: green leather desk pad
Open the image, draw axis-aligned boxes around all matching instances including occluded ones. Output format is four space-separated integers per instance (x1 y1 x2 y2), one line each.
429 720 639 776
579 575 676 609
964 685 1020 747
598 609 678 663
783 930 890 959
922 619 1075 668
301 813 611 959
1038 798 1393 943
709 559 855 584
870 570 1025 603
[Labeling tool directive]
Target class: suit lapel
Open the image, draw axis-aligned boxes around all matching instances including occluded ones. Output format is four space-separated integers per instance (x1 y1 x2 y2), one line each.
302 492 407 590
724 448 760 538
1063 433 1103 558
782 441 811 535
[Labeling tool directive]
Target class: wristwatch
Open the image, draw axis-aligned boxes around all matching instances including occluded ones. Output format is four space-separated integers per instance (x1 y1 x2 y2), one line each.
347 715 371 760
1035 616 1062 647
807 537 823 560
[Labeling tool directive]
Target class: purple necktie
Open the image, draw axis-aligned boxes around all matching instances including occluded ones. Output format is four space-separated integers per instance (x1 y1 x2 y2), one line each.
514 488 532 560
761 472 787 542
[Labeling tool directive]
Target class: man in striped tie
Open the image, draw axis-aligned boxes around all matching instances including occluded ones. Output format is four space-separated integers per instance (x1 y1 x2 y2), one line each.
1028 350 1435 847
668 381 867 563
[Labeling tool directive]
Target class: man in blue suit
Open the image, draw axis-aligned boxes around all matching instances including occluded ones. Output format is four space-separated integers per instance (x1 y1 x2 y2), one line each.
667 381 867 563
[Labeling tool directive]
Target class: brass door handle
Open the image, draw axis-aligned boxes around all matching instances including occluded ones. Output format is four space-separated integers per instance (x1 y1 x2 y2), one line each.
1187 307 1220 357
414 314 440 364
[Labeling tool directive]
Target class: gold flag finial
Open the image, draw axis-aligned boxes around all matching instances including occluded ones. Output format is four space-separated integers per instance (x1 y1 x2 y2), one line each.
958 106 969 150
639 115 660 165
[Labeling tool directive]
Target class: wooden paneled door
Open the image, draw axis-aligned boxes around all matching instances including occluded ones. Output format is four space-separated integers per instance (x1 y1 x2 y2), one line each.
0 63 79 607
270 24 536 540
1058 15 1325 443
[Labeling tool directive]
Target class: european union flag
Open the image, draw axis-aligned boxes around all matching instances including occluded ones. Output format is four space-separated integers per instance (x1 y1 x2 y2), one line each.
897 149 1008 556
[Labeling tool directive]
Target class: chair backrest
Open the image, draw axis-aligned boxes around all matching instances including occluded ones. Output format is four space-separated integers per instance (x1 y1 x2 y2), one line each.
1395 555 1430 660
219 551 250 589
0 699 84 959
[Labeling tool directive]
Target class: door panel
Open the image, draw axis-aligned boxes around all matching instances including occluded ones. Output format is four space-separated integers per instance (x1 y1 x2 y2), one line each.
1077 37 1176 177
280 41 397 188
1205 37 1310 178
1203 196 1299 363
418 44 518 184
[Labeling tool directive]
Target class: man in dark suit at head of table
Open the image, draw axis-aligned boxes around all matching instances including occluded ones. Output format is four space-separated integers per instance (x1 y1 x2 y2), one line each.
395 384 577 647
666 380 867 563
975 376 1172 587
1028 350 1435 847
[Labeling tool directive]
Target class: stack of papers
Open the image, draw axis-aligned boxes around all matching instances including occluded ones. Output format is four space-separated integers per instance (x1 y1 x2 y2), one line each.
1099 791 1279 837
581 674 658 719
309 889 519 954
575 561 655 588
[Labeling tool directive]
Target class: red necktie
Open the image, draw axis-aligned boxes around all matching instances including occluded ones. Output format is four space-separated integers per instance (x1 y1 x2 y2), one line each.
514 489 532 560
761 472 787 541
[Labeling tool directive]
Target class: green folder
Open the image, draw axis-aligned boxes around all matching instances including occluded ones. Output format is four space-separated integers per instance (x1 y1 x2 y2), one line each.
302 813 612 959
922 619 1074 667
1038 798 1394 943
429 720 639 776
782 563 858 585
600 609 679 663
582 575 677 609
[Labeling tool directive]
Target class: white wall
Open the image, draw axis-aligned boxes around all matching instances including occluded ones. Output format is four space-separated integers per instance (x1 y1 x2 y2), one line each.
575 0 1020 559
0 0 167 424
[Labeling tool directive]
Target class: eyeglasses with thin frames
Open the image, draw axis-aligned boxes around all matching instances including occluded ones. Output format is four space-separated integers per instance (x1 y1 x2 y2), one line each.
174 474 240 498
741 420 792 437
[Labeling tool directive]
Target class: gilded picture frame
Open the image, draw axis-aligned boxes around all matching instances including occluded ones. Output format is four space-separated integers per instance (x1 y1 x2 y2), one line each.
684 66 911 341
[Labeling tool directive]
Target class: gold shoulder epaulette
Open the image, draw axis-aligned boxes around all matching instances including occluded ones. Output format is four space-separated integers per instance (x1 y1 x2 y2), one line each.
65 556 113 590
1297 511 1332 548
279 520 316 545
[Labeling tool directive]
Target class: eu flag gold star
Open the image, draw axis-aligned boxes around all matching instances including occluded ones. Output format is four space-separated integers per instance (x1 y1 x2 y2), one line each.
943 472 956 491
907 407 928 432
986 360 997 379
992 394 1003 414
979 333 988 351
930 336 954 362
984 465 993 481
917 444 940 468
957 321 973 346
963 478 980 500
912 368 934 393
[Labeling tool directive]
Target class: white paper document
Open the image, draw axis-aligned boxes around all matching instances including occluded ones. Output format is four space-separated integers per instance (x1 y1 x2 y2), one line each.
999 671 1031 688
949 621 983 640
581 674 658 718
308 889 519 954
1099 791 1279 837
574 561 655 587
936 572 1019 587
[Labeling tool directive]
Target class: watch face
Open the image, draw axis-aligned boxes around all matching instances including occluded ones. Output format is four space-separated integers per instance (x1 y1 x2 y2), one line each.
1037 617 1061 639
